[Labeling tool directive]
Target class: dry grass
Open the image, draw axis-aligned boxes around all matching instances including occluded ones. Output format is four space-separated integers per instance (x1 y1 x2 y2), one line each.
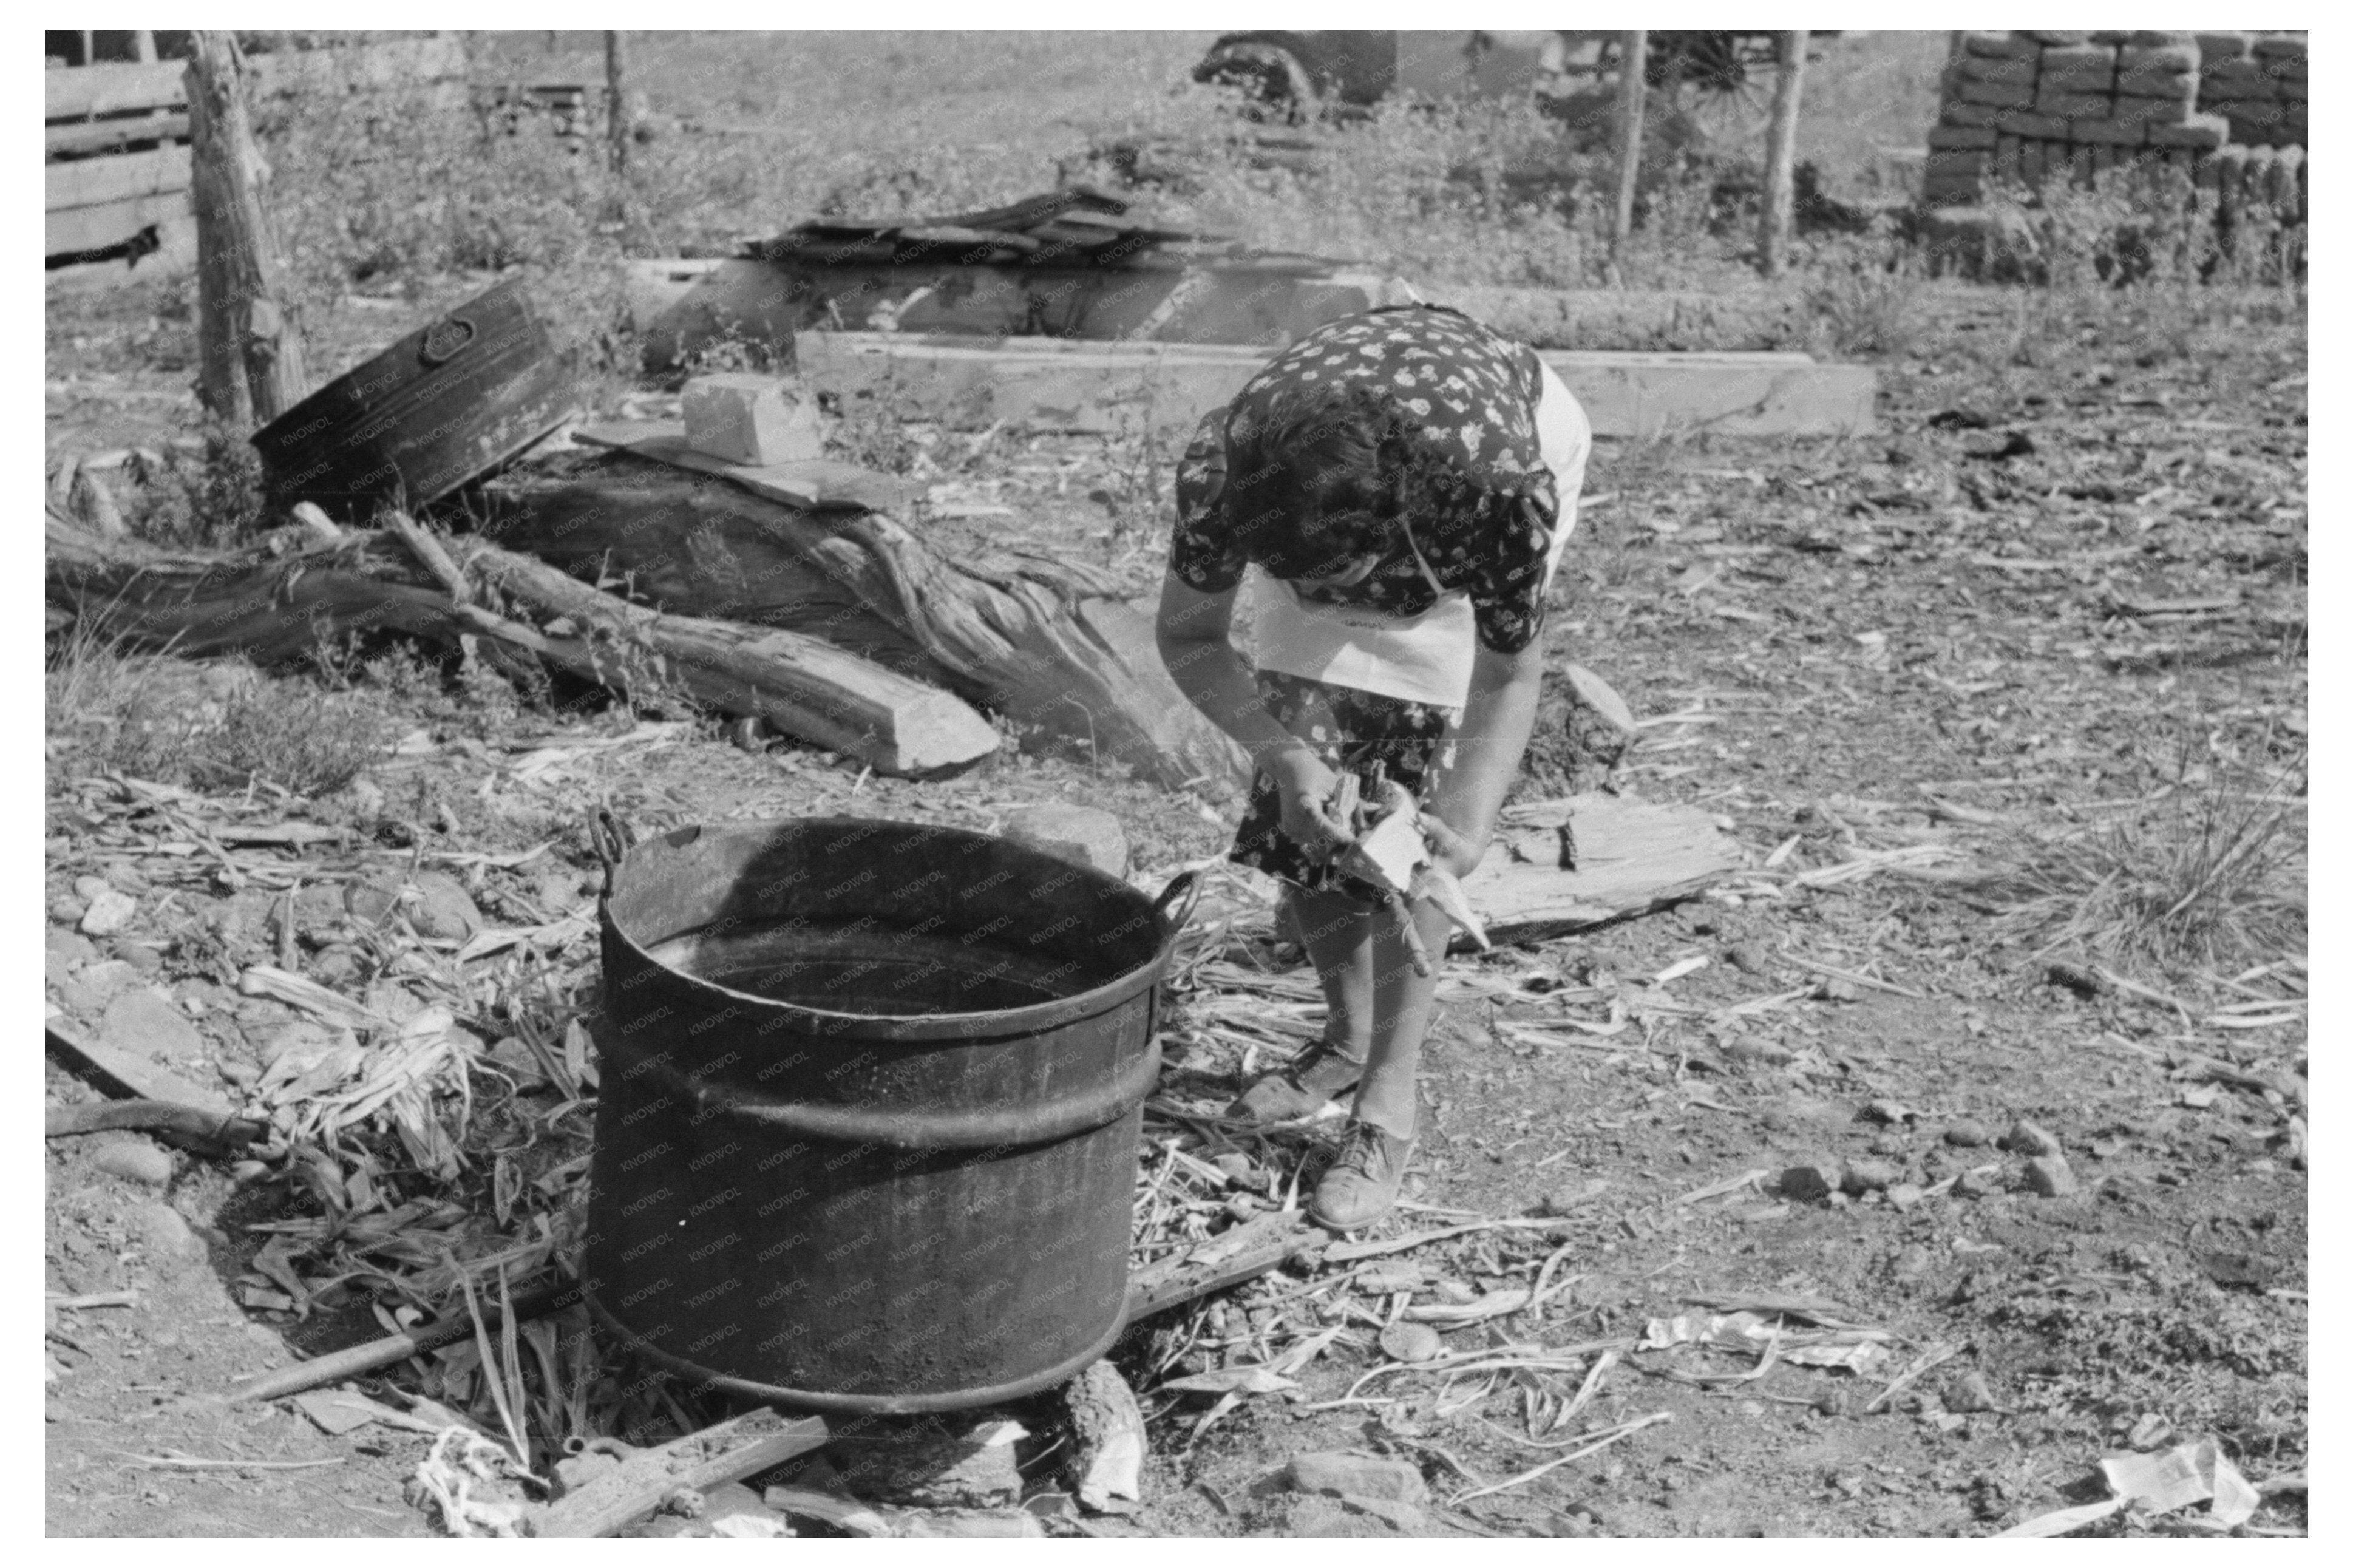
1989 762 2307 973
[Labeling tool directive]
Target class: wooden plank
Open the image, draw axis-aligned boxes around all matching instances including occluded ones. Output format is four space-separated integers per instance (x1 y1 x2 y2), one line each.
46 58 184 121
45 191 188 257
534 1411 830 1538
46 1020 236 1117
47 112 190 158
1457 793 1745 947
572 419 921 512
44 36 467 122
46 144 191 212
794 331 1879 440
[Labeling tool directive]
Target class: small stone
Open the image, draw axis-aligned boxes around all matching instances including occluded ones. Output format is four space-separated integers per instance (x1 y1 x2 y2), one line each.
257 1019 334 1070
1863 1099 1915 1125
2024 1155 2079 1197
308 946 365 989
80 887 139 937
1779 1162 1844 1202
1379 1321 1444 1363
73 875 114 903
1727 942 1769 976
1285 1452 1430 1507
1946 1371 2001 1413
1000 804 1130 880
129 1201 203 1259
218 1058 261 1088
1944 1118 1991 1148
408 872 483 942
117 941 165 974
344 877 403 928
1430 1278 1476 1305
2002 1118 2063 1156
1356 1261 1424 1295
1537 1178 1608 1217
1887 1182 1926 1212
49 895 88 925
1212 1153 1258 1184
100 988 207 1068
46 927 97 976
94 1139 174 1187
847 1420 1025 1509
1842 1158 1901 1195
698 1481 771 1525
1953 1170 1998 1199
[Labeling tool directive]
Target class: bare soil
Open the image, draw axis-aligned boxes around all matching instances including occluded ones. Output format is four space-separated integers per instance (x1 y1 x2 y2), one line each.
45 261 2304 1538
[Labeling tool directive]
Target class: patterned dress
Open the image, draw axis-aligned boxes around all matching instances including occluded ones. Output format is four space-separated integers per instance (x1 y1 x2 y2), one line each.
1166 305 1564 900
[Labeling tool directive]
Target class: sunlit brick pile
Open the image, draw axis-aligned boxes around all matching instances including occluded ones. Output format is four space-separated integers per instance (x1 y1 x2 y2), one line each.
1924 29 2306 223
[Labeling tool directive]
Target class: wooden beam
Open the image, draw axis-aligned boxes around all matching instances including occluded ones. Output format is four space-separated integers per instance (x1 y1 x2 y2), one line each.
1611 30 1646 273
47 113 191 158
44 144 190 212
1455 794 1744 948
1759 32 1809 278
534 1411 830 1538
185 31 308 426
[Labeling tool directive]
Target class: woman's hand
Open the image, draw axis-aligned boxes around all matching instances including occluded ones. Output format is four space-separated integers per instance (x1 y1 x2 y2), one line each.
1415 811 1485 879
1268 748 1353 863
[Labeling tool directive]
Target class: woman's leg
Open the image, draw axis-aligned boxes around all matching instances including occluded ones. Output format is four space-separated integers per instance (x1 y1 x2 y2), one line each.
1292 885 1377 1057
1349 895 1455 1138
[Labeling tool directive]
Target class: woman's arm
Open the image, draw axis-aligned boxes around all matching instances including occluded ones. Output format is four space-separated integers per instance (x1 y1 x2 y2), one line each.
1421 638 1547 877
1154 569 1350 853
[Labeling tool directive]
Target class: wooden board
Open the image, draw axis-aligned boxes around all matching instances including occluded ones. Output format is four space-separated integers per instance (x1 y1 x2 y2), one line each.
795 331 1879 440
46 1020 236 1117
46 144 191 212
1458 793 1747 947
572 419 921 513
46 191 186 257
43 36 466 121
47 112 189 158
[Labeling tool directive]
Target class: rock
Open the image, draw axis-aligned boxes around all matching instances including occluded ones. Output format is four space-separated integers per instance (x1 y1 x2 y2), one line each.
129 1201 204 1259
1953 1169 1999 1199
1944 1118 1991 1148
2024 1155 2079 1198
117 940 165 974
344 877 404 928
2002 1118 2063 1156
409 872 483 942
1430 1278 1476 1305
80 887 139 937
94 1139 174 1187
1378 1322 1444 1363
99 988 207 1069
1537 1178 1608 1217
1000 804 1129 879
1887 1182 1925 1212
1842 1158 1901 1195
1062 1359 1145 1510
308 946 365 989
707 1513 792 1539
846 1419 1025 1509
1946 1371 2002 1413
1212 1153 1258 1184
1285 1452 1429 1507
46 928 97 976
699 1481 772 1524
1726 942 1770 976
217 1057 260 1088
73 875 114 903
1863 1099 1915 1125
49 895 87 925
1779 1161 1843 1202
682 373 824 467
274 884 347 947
887 1507 1044 1539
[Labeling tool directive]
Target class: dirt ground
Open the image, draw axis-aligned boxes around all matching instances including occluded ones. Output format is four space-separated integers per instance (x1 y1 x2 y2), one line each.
44 261 2306 1538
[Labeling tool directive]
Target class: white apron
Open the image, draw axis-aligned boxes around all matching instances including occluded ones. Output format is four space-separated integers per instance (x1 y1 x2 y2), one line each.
1246 360 1591 710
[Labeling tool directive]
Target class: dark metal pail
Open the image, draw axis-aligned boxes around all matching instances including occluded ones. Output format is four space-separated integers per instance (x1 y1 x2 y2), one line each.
250 277 574 520
580 812 1199 1414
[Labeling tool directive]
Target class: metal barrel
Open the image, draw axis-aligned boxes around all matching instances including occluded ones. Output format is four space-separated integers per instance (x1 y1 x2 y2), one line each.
582 815 1198 1413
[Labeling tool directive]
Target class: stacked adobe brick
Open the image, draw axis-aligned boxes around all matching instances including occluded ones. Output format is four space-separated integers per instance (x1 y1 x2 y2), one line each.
1924 30 2305 225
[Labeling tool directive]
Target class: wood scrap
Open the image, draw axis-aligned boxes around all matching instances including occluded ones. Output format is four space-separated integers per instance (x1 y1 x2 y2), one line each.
491 461 1249 793
45 1096 265 1150
532 1409 829 1538
1461 794 1744 948
42 517 997 778
45 1019 237 1124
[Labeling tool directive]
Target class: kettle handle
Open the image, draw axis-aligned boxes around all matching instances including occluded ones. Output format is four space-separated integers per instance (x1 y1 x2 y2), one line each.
1151 869 1203 934
589 807 636 899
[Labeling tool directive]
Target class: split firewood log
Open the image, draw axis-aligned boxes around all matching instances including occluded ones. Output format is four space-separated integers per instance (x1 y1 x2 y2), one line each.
41 517 998 778
490 458 1250 796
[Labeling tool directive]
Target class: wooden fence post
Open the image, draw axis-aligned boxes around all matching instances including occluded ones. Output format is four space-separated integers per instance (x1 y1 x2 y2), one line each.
605 30 630 176
185 30 309 427
1758 31 1808 278
1611 29 1646 279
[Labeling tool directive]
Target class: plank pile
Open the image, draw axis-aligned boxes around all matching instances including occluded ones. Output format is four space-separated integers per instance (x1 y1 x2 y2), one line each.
1924 30 2306 222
